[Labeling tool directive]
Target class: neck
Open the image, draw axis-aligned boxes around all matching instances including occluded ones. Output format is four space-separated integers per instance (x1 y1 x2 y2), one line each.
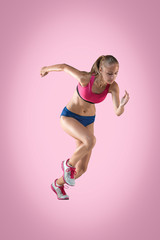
95 74 107 88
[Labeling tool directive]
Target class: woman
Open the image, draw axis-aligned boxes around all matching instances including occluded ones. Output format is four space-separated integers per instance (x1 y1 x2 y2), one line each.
40 55 130 200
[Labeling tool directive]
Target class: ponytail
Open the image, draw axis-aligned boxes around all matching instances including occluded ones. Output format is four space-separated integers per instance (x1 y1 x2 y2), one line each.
90 55 105 75
90 55 119 75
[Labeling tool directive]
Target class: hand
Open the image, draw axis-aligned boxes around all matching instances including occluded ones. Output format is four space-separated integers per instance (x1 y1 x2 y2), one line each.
40 66 49 77
120 90 130 107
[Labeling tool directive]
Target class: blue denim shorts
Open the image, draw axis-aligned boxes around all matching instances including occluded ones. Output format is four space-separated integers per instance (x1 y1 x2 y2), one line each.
60 106 95 127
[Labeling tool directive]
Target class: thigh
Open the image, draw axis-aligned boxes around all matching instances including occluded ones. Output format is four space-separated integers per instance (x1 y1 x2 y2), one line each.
75 122 95 168
60 116 95 143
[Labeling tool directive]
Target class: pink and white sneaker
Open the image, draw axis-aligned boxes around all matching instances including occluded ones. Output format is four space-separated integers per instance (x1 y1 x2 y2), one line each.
51 179 69 200
61 159 77 186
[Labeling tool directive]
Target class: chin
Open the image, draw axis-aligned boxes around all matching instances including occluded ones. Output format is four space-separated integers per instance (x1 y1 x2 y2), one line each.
108 80 114 84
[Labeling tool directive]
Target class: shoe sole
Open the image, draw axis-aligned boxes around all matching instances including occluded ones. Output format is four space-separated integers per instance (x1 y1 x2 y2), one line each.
61 161 75 186
50 184 69 200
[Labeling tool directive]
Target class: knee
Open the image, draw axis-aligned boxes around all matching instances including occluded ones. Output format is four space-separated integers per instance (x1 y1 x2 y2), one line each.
84 135 96 151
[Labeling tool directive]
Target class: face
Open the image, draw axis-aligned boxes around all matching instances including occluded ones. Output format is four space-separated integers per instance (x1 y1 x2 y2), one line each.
99 63 119 84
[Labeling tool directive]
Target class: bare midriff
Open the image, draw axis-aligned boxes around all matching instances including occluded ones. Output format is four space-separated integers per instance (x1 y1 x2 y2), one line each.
66 90 96 116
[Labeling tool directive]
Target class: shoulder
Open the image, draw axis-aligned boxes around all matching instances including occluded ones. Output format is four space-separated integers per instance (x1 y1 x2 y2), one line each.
64 64 89 84
108 81 119 94
80 72 93 87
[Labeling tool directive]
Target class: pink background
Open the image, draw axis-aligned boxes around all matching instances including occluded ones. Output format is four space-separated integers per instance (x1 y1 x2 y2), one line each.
1 0 160 239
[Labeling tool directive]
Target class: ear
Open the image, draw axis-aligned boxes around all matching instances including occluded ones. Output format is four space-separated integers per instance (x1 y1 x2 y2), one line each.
99 66 103 73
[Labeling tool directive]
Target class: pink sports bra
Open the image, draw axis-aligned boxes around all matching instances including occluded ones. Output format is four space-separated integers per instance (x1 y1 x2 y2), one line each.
76 74 110 104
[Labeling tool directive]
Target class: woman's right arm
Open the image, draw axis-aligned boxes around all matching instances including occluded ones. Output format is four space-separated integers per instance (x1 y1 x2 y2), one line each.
41 64 88 86
46 64 65 72
40 64 65 77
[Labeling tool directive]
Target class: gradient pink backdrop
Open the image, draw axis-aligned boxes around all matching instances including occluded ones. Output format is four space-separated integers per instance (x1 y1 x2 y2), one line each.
1 0 160 239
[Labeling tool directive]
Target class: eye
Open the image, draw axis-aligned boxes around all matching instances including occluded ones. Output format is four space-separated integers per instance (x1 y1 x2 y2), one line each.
107 72 118 76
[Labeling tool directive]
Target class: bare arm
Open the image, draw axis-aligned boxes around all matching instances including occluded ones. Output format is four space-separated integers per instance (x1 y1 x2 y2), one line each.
46 64 65 72
111 82 129 116
111 82 124 116
40 64 65 77
63 64 88 84
41 63 88 86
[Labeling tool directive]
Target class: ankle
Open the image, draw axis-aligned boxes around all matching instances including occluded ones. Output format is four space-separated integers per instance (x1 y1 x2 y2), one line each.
68 161 75 168
56 180 63 186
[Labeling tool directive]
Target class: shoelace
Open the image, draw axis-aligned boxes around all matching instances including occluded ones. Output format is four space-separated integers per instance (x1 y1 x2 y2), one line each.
66 167 77 179
58 185 69 195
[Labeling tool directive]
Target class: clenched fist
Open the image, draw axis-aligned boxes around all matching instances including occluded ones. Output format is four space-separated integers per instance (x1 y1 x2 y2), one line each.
40 66 49 77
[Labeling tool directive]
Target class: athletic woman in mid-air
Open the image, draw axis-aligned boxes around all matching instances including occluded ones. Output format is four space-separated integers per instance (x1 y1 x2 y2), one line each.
40 55 130 200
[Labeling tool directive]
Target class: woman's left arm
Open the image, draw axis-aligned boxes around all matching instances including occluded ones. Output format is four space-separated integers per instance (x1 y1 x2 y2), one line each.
111 82 130 116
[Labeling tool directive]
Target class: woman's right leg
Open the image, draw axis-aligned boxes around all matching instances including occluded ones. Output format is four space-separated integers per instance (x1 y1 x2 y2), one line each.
56 116 96 185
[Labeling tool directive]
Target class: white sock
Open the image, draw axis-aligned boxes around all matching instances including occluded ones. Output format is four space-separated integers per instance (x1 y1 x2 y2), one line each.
56 180 63 187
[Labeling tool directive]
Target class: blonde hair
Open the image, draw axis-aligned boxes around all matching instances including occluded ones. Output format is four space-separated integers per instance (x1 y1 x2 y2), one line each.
90 55 119 75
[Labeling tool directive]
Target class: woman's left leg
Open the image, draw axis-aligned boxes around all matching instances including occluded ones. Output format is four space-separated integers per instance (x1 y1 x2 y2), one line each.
75 122 94 179
56 121 95 185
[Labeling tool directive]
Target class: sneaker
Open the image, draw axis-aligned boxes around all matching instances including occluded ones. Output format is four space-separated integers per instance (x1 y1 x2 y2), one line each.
61 158 77 186
51 179 69 200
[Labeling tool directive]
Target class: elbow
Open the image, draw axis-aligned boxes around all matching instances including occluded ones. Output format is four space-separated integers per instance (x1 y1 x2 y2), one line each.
62 63 66 71
115 108 124 116
116 112 121 116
